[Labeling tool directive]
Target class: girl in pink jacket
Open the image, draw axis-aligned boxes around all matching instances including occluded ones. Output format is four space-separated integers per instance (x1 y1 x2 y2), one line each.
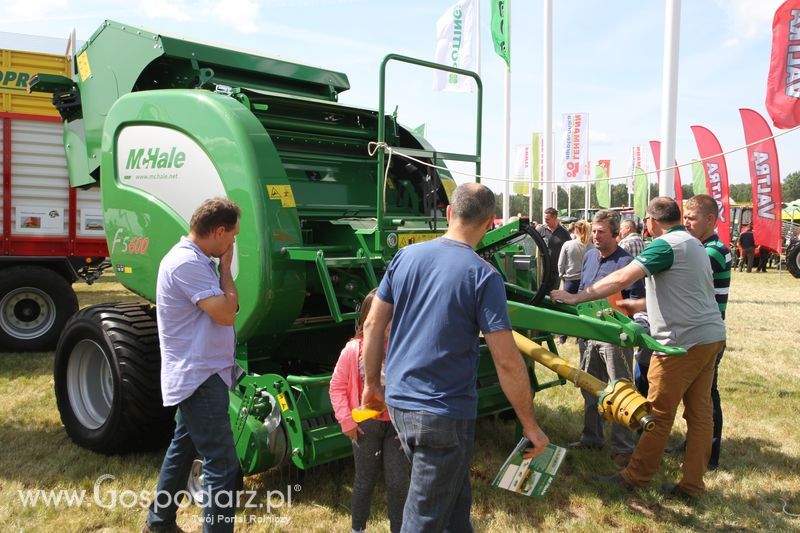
329 289 409 533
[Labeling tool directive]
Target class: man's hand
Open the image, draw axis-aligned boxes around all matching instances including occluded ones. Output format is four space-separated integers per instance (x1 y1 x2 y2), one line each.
219 245 234 271
522 424 550 459
550 289 577 305
617 298 646 315
343 426 364 442
361 382 385 410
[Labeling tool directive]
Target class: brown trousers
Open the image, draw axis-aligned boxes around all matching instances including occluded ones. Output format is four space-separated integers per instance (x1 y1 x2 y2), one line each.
621 340 725 495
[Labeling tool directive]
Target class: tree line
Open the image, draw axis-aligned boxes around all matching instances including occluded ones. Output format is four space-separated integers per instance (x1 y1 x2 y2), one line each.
494 171 800 222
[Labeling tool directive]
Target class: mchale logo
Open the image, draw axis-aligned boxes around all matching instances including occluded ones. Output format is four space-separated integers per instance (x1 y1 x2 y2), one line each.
126 147 186 170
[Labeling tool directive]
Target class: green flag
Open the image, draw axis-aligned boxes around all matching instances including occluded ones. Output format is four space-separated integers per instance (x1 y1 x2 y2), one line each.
532 132 540 190
633 167 648 219
491 0 510 66
411 123 426 137
691 159 707 196
594 164 610 208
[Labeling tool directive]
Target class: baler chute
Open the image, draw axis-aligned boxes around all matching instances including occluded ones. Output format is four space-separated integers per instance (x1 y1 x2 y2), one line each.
34 21 682 477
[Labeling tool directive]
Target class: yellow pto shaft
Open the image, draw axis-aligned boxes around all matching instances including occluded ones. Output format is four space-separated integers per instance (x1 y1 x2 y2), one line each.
513 331 656 432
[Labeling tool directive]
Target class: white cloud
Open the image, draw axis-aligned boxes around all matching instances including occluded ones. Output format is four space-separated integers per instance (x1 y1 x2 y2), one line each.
590 130 616 146
716 0 783 42
2 0 69 19
136 0 261 32
208 0 260 33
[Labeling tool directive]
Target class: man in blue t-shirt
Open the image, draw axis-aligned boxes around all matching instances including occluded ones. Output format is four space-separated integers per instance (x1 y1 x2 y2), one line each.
361 183 549 533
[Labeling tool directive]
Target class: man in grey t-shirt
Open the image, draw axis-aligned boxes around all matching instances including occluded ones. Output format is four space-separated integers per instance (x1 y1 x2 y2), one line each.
551 197 725 498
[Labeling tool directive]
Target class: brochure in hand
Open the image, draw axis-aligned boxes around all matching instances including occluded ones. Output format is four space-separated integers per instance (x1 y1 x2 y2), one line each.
492 439 566 499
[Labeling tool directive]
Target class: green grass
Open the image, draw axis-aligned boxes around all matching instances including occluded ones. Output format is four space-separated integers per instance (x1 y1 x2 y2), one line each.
1 272 799 532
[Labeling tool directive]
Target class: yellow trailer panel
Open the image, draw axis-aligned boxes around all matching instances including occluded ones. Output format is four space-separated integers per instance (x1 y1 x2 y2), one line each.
1 48 69 117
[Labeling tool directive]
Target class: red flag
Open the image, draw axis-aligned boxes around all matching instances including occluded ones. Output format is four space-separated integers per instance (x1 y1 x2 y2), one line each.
648 140 683 209
766 0 800 129
689 125 733 247
739 108 784 252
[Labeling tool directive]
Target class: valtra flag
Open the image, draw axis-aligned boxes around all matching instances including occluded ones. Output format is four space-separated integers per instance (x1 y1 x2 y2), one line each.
648 140 683 209
739 108 784 252
766 0 800 129
690 125 733 247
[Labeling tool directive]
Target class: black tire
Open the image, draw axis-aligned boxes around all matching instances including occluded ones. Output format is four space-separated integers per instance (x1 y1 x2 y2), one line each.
0 265 78 351
787 241 800 279
54 302 175 454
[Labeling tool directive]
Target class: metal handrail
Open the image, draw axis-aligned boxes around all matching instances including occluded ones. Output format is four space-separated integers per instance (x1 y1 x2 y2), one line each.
376 53 483 251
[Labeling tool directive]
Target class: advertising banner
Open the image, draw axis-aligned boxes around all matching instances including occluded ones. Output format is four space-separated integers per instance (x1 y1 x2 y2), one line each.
434 0 476 92
766 0 800 128
739 108 784 252
690 125 733 246
560 113 589 185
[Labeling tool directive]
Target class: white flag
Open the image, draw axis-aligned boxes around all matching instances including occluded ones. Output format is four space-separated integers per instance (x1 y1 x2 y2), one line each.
433 0 476 92
513 144 532 195
559 113 589 183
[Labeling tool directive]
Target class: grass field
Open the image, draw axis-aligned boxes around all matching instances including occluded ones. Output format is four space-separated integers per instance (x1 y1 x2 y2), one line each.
1 271 799 532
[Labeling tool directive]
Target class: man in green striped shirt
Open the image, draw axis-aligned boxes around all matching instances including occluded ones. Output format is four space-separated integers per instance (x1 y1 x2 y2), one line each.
683 194 731 470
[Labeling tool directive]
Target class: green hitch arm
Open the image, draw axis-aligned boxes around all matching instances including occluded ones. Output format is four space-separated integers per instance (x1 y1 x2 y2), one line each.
508 298 687 356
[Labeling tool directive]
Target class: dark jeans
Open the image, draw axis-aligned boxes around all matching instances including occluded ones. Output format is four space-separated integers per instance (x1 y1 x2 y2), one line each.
351 419 409 533
389 406 476 533
739 248 755 272
632 313 652 397
147 374 239 533
563 278 580 293
709 346 725 467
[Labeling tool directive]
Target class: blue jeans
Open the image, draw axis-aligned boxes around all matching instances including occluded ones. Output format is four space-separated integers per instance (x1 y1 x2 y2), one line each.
389 406 476 533
147 374 239 533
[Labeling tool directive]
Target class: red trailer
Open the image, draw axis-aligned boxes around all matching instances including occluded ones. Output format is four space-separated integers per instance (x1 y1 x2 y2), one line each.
0 40 107 351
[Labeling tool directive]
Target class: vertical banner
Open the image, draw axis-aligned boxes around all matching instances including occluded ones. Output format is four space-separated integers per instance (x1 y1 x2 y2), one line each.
490 0 510 66
633 167 649 219
690 125 733 247
739 108 784 252
434 0 477 92
649 140 683 207
628 145 644 195
691 160 708 196
531 132 542 190
513 144 532 195
595 160 611 208
766 0 800 129
560 113 589 184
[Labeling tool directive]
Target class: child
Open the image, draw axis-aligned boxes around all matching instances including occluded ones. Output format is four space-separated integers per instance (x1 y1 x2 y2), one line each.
329 289 409 533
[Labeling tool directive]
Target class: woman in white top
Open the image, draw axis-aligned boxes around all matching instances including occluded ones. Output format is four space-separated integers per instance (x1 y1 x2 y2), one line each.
558 220 591 293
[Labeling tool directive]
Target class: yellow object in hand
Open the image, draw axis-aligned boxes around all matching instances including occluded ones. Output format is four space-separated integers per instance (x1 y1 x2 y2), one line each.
351 405 386 423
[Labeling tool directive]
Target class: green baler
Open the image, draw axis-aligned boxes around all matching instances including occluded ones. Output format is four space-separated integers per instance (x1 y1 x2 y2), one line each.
35 21 680 478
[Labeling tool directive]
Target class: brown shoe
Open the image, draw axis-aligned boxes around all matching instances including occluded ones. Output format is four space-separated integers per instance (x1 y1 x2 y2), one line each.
661 483 694 500
612 453 632 468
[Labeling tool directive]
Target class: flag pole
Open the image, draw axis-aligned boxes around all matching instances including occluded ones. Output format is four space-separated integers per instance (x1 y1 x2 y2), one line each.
503 64 511 223
542 0 553 216
659 0 681 198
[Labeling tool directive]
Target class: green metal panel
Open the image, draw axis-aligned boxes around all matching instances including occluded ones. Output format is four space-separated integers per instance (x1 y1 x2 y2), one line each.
100 89 306 346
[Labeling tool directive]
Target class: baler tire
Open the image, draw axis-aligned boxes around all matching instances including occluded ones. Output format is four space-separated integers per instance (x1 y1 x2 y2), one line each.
0 266 78 352
787 241 800 279
522 226 553 306
54 302 175 454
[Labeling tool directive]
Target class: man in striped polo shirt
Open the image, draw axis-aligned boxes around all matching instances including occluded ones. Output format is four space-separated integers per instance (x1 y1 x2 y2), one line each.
682 194 731 470
551 197 725 497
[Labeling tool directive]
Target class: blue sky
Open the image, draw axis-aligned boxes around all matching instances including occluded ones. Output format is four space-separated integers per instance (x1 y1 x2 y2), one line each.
1 0 792 194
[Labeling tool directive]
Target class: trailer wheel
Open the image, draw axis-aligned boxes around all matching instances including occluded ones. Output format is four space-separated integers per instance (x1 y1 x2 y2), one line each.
0 266 78 351
54 302 175 454
787 241 800 279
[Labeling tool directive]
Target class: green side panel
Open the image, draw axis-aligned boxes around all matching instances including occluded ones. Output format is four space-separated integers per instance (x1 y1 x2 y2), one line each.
100 89 305 342
63 120 94 187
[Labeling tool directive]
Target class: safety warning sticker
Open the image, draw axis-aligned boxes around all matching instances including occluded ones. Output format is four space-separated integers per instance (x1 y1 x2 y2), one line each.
267 184 296 208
